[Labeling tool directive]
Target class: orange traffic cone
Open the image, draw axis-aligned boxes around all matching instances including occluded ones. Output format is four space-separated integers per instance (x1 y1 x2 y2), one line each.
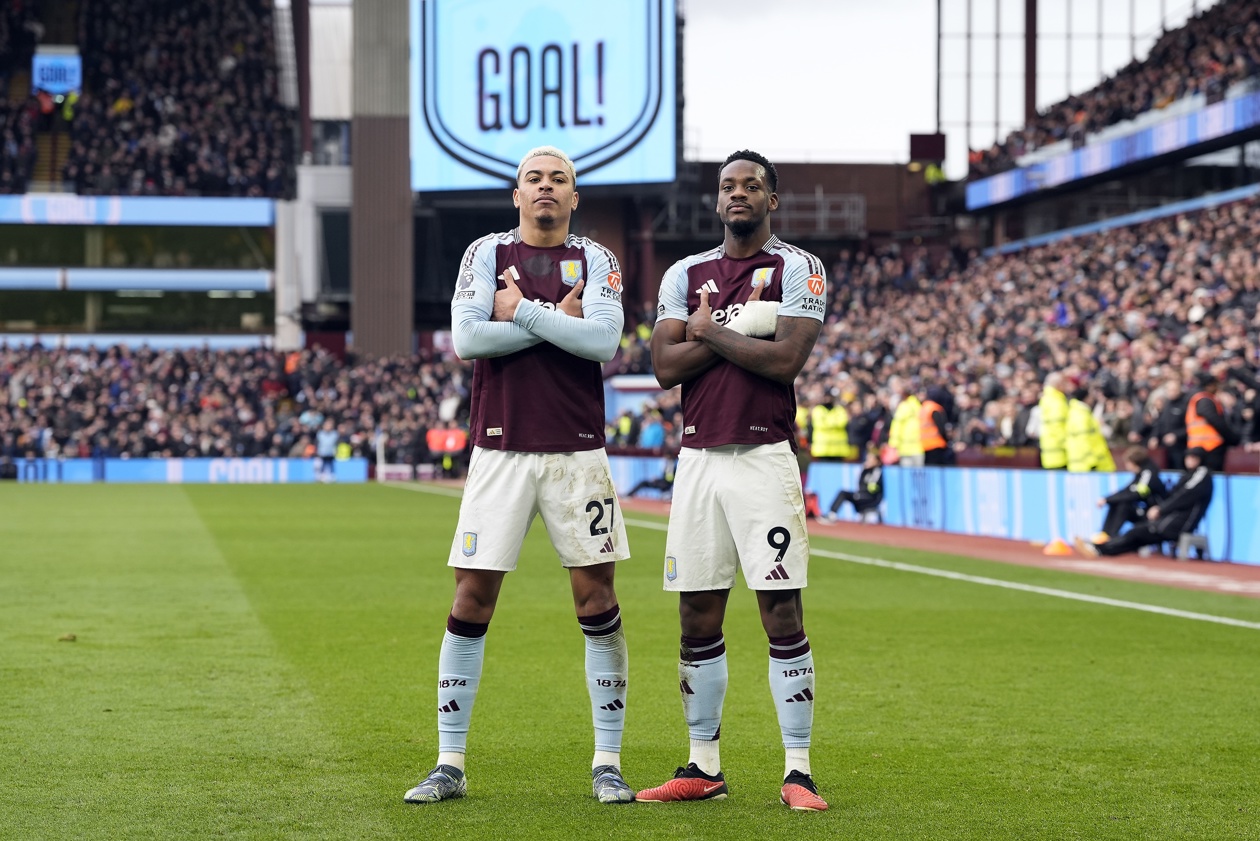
1043 538 1073 556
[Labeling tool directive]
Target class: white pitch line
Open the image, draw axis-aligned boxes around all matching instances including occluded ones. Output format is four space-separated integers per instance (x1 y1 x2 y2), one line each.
381 485 1260 631
621 517 1260 631
381 481 464 498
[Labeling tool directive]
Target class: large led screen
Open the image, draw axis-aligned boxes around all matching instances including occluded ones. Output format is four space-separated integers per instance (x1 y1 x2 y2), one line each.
410 0 677 192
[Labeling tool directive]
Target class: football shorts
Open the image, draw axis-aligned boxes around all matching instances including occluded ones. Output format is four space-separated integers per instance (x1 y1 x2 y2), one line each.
663 440 810 591
449 446 631 571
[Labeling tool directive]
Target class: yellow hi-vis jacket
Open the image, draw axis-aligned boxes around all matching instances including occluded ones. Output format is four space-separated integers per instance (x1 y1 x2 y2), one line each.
1066 399 1116 472
888 395 923 458
810 404 853 458
1039 386 1068 469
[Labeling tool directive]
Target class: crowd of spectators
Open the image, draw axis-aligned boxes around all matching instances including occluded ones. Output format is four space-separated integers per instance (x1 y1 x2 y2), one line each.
1 345 468 466
0 0 41 194
609 196 1260 460
64 0 294 197
970 0 1260 178
4 196 1260 468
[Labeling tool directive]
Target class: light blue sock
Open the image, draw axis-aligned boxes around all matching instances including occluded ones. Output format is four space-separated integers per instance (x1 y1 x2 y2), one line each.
768 631 814 752
580 606 628 758
436 619 487 755
680 634 727 774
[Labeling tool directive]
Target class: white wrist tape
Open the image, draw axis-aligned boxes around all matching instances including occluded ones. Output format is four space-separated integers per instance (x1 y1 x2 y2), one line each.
724 300 779 337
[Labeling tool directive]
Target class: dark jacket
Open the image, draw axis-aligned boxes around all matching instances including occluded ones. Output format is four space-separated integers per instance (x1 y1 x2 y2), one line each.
1188 392 1239 447
1104 458 1167 507
1153 464 1214 534
1150 394 1189 450
857 463 885 505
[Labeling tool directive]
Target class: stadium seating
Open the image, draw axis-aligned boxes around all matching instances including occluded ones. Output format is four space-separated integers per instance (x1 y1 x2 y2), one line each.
609 196 1260 456
63 0 295 197
971 0 1260 178
3 196 1257 462
0 2 41 194
0 345 464 465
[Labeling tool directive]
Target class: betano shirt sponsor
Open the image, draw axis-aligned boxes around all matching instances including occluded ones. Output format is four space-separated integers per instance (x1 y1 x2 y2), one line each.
657 235 826 450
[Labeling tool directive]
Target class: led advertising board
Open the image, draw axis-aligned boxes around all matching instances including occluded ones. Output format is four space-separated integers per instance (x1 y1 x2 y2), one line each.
31 50 82 95
410 0 677 191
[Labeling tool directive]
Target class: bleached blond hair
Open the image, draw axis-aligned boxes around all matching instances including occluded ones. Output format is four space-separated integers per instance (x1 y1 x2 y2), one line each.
516 146 577 185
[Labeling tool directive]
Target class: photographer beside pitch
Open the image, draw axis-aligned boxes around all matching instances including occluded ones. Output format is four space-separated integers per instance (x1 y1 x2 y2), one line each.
404 147 635 806
637 150 829 811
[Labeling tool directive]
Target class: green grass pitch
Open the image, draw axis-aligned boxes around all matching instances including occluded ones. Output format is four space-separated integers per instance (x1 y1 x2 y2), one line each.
2 483 1259 840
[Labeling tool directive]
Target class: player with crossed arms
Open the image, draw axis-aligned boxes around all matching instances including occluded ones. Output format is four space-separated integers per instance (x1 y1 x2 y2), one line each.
637 150 829 811
404 146 635 806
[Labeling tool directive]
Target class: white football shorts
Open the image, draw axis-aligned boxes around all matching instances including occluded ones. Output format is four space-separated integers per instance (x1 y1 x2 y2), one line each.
663 440 810 591
449 446 631 571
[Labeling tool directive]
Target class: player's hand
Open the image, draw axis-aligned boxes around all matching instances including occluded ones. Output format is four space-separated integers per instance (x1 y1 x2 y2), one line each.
748 276 765 301
1097 497 1106 508
686 288 713 342
492 266 523 322
558 279 585 318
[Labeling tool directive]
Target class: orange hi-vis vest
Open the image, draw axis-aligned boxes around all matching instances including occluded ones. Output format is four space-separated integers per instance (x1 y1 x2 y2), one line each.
1186 392 1224 452
919 400 946 452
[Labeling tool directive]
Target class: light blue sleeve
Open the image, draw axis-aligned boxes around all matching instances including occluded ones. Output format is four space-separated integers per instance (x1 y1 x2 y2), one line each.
450 237 543 359
775 250 826 321
513 244 623 363
656 260 691 323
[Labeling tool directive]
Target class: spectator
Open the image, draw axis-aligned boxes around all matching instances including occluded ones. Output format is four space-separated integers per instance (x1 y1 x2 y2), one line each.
1066 384 1116 473
315 417 339 483
1076 447 1214 558
1093 445 1168 542
66 0 295 197
1149 376 1189 469
819 449 884 523
0 344 470 466
970 0 1260 178
1184 371 1239 470
626 455 676 499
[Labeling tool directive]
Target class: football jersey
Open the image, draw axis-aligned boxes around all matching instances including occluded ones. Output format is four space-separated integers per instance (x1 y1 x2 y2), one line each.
656 235 826 449
454 228 622 453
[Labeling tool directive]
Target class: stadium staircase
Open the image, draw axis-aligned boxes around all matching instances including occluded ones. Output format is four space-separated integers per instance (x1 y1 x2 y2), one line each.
44 0 78 43
30 130 71 192
5 68 25 103
273 3 299 110
21 0 79 192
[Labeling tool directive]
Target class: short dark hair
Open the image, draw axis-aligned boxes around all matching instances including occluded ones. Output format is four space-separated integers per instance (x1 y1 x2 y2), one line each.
1123 445 1149 465
720 149 778 192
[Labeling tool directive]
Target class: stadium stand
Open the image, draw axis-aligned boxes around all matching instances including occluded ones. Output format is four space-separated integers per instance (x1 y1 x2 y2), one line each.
608 197 1260 456
0 345 467 464
7 192 1255 464
0 0 41 194
970 0 1260 178
64 0 295 197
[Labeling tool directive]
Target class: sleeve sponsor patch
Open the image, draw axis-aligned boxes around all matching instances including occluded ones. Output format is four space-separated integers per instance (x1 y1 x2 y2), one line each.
607 271 622 292
806 274 826 296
